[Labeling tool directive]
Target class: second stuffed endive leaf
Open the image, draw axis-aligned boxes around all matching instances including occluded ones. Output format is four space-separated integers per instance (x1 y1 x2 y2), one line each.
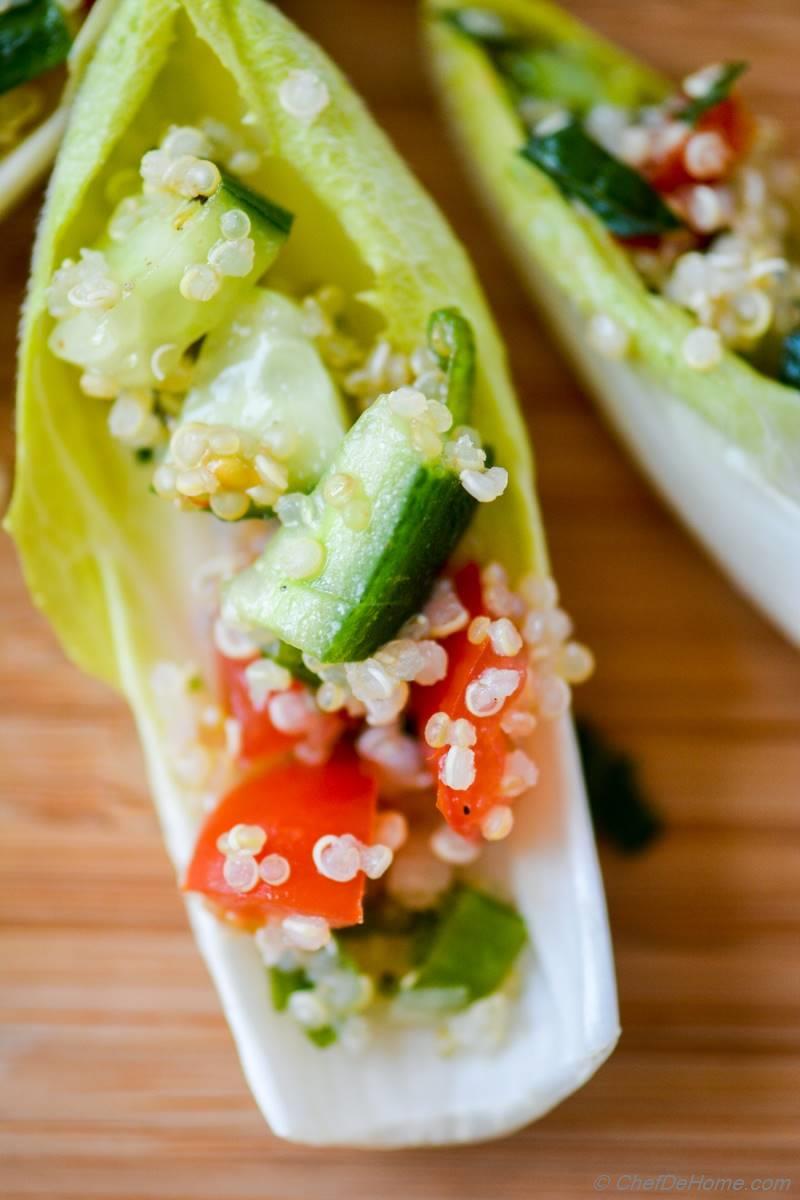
8 0 617 1145
424 0 800 644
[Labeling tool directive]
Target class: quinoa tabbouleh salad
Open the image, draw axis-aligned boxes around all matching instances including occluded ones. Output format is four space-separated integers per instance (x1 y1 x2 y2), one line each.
444 5 800 385
20 0 601 1062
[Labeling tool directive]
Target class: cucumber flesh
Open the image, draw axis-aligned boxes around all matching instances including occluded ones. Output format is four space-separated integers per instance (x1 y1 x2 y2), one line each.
0 0 72 97
181 289 349 493
225 390 477 663
49 176 292 389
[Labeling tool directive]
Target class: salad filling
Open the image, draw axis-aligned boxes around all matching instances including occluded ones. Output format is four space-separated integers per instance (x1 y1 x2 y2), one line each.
45 116 594 1050
0 0 88 158
444 6 800 390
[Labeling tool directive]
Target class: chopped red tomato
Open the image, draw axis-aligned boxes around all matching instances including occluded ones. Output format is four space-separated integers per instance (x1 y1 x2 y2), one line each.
184 748 378 928
646 96 754 194
218 652 304 763
412 563 527 838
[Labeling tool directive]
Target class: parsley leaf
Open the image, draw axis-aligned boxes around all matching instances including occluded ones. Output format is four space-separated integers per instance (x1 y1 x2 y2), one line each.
521 120 682 237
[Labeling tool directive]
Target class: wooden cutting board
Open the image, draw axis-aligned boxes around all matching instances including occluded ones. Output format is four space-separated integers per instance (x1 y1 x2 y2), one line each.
1 1 799 1195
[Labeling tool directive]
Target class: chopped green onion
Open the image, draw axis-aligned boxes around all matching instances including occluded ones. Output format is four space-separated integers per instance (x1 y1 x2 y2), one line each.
577 719 663 853
521 120 683 237
408 885 527 1004
680 61 748 126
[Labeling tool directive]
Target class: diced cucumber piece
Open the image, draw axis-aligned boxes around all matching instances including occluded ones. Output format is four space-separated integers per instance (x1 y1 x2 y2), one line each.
0 0 72 97
180 289 349 493
49 175 292 390
408 886 527 1005
225 389 477 662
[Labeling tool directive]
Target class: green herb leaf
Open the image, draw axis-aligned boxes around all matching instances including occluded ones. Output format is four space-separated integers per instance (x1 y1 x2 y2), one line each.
0 0 72 97
305 1025 338 1048
269 966 312 1012
778 329 800 391
521 120 682 237
680 61 748 126
577 719 663 853
410 884 526 1003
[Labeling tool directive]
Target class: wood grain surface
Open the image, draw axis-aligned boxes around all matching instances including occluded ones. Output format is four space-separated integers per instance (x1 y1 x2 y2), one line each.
1 1 799 1196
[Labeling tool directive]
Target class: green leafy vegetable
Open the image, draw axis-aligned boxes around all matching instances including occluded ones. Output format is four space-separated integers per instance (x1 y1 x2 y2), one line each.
306 1025 338 1048
269 966 312 1012
409 885 527 1004
0 0 72 96
521 120 682 237
576 719 662 853
680 61 748 126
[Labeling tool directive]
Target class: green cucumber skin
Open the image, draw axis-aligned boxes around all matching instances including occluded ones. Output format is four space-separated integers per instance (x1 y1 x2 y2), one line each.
427 306 475 428
322 464 476 661
226 392 479 664
0 0 72 96
220 171 293 236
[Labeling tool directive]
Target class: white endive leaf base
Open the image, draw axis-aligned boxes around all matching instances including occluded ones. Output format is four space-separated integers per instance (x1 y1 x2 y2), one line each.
105 539 619 1147
529 268 800 645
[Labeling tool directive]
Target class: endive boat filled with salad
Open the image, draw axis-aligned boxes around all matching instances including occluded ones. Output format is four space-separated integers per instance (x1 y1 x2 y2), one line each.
425 0 800 644
8 0 618 1145
0 0 117 218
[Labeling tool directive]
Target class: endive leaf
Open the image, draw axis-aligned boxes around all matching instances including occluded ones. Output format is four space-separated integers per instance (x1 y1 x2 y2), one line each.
8 0 618 1143
424 0 800 500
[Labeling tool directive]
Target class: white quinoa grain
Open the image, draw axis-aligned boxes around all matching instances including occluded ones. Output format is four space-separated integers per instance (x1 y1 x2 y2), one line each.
425 711 452 749
280 535 325 580
500 749 539 798
586 312 629 360
220 207 251 240
488 617 523 657
481 805 515 841
223 854 259 893
467 615 491 645
460 465 508 503
244 657 292 708
282 914 331 952
288 989 330 1029
228 148 261 176
210 490 250 521
313 833 362 883
278 69 330 123
559 641 595 684
450 717 477 748
682 326 723 370
259 854 291 886
360 843 394 880
465 667 522 718
684 130 729 180
373 810 409 852
227 823 267 855
180 263 222 302
430 824 482 865
439 745 476 791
